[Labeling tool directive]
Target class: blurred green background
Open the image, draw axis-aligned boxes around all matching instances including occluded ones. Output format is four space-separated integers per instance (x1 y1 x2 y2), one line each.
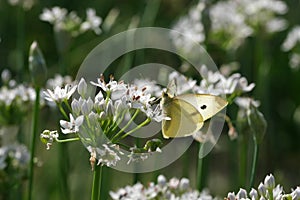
0 0 300 199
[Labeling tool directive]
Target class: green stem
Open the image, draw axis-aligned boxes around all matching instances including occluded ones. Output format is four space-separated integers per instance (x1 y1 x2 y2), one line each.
58 143 70 199
27 87 40 200
91 165 103 200
56 137 80 143
268 188 274 200
196 143 203 191
111 109 140 142
57 103 69 120
249 135 259 189
117 118 151 142
239 134 248 187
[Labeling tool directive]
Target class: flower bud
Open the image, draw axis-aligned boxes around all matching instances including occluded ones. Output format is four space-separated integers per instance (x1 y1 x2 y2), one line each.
249 188 258 200
179 178 190 191
28 41 47 87
258 182 267 196
264 174 275 189
157 175 166 187
78 78 87 97
71 99 81 116
237 188 248 199
1 69 11 83
227 192 236 200
292 187 300 200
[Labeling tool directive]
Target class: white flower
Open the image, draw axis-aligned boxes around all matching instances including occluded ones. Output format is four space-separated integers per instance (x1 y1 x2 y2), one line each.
291 187 300 200
249 188 258 200
77 78 87 97
264 174 275 189
265 18 287 33
46 74 73 89
132 79 162 97
40 130 59 150
1 69 11 83
237 188 248 199
91 75 127 100
109 175 215 200
210 0 253 49
87 144 122 167
0 144 30 169
235 97 260 110
40 7 68 24
80 8 102 35
179 178 190 191
258 182 267 196
157 175 167 187
43 84 77 103
168 71 197 95
60 114 84 134
81 98 94 116
272 185 283 200
171 2 205 53
282 26 300 51
289 53 300 70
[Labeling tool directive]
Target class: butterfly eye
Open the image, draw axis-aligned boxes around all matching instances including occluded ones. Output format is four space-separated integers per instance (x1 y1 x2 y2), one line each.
200 105 207 110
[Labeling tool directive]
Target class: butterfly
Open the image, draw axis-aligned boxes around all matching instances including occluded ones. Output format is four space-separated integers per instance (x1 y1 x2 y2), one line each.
161 79 228 138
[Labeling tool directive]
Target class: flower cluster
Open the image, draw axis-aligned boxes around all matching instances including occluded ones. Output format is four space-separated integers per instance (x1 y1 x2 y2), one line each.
41 75 165 167
227 174 300 200
171 2 206 54
110 175 216 200
0 69 36 125
0 125 30 192
209 0 288 49
40 7 102 37
0 143 29 171
195 65 255 96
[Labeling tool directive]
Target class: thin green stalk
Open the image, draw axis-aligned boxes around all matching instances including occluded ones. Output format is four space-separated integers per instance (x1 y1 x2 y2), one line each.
16 6 25 80
58 144 70 199
239 134 248 187
117 118 151 141
133 138 141 184
111 109 140 142
57 103 69 120
196 143 203 191
249 135 259 188
27 87 40 200
56 137 80 143
91 165 103 200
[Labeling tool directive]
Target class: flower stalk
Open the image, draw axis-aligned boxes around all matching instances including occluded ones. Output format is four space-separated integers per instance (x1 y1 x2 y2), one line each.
91 165 103 200
27 87 40 200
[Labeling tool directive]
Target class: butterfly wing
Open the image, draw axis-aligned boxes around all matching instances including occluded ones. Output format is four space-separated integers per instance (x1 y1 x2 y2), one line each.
162 98 204 138
175 94 228 121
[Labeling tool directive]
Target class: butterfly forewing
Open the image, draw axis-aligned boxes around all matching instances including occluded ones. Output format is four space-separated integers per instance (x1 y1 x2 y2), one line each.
162 99 204 138
175 94 228 121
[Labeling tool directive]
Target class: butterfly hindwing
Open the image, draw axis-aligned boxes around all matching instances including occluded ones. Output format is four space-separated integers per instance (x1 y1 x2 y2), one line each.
162 98 204 138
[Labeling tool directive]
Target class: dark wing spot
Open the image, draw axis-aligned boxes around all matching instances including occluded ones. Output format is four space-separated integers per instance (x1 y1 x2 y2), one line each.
200 105 207 110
